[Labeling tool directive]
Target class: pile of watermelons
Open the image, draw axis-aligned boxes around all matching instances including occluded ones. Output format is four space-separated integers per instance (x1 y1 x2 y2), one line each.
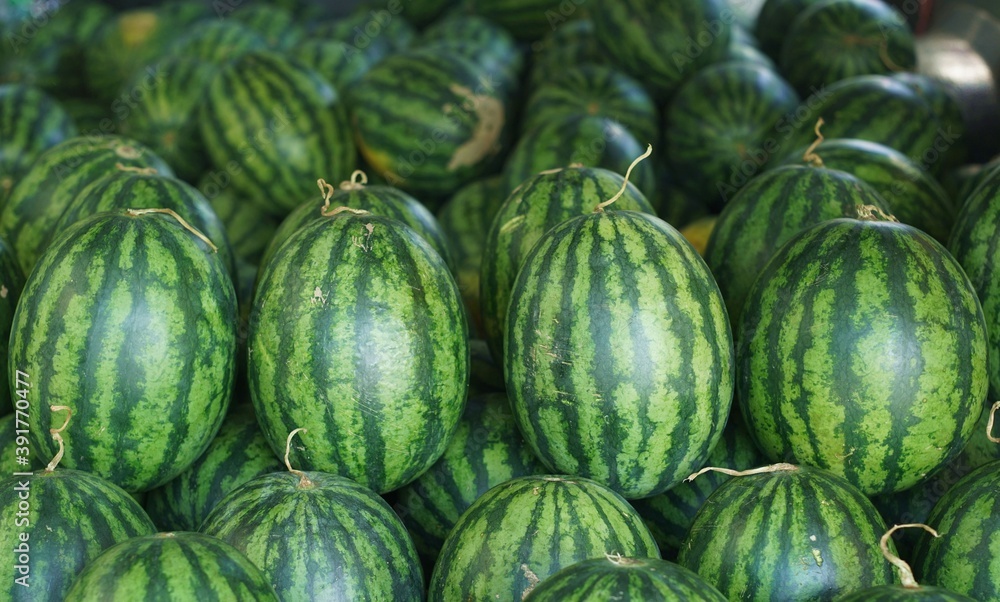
0 0 999 599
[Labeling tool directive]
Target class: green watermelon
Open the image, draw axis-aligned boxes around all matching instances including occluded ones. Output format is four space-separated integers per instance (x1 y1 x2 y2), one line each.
349 48 509 199
199 51 356 215
523 556 726 601
249 212 468 493
428 475 660 601
0 135 173 277
0 84 77 201
201 467 424 600
631 415 764 558
143 405 282 532
393 392 546 561
0 464 156 599
912 461 1000 599
779 138 953 243
779 0 916 95
590 0 732 99
288 38 376 94
435 176 506 337
161 18 267 63
0 236 23 415
10 209 237 492
754 0 823 60
678 464 896 599
665 61 800 207
481 164 654 370
229 4 304 51
522 64 659 147
737 215 988 495
52 167 236 278
63 532 279 601
948 169 1000 399
704 164 886 322
199 176 280 268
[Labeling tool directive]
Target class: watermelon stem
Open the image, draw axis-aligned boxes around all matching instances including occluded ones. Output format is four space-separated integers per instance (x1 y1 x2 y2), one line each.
339 170 369 192
114 162 158 176
594 144 653 213
317 178 336 212
323 206 370 218
855 204 899 222
284 427 314 488
684 462 798 483
43 405 72 473
880 524 938 588
125 208 219 253
802 118 826 168
988 401 1000 443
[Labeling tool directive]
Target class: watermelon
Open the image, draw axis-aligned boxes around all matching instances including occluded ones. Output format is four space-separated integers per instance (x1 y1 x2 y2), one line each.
63 532 279 601
0 84 77 201
201 464 424 600
591 0 732 99
737 215 988 495
631 414 764 558
506 208 733 498
428 475 660 601
704 164 886 322
52 167 237 278
480 164 655 369
912 461 1000 599
228 4 304 50
199 51 356 215
143 405 282 532
0 459 155 599
523 556 726 601
779 138 954 243
501 114 657 203
0 236 23 416
258 175 453 276
754 0 823 60
10 209 237 492
436 176 506 337
678 464 896 599
249 212 468 493
198 177 280 268
779 0 916 95
288 38 376 95
522 64 659 147
393 392 546 561
664 61 800 206
948 169 1000 399
162 18 267 63
0 135 173 277
116 56 216 182
348 48 509 199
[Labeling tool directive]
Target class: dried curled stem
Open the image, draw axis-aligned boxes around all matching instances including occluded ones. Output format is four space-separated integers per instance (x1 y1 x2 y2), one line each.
44 405 72 473
685 462 798 483
802 118 825 167
988 401 1000 444
115 162 158 175
338 169 369 191
284 427 313 488
855 204 899 222
594 144 653 213
881 524 938 588
125 208 218 253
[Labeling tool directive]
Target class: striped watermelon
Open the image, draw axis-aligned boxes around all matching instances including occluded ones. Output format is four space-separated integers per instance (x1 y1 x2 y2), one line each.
590 0 732 99
229 4 304 51
779 138 954 243
0 84 76 201
704 164 886 322
0 236 23 416
249 212 468 493
779 0 916 95
481 164 655 370
912 461 1000 599
162 18 267 63
523 556 726 601
755 0 823 59
948 169 1000 399
0 467 156 599
678 464 896 599
258 176 453 275
737 215 988 495
505 209 733 498
117 55 216 182
199 51 356 215
665 61 800 206
348 48 509 199
392 392 546 561
64 532 279 601
201 469 424 600
436 175 506 337
143 405 282 532
631 415 764 557
428 475 660 601
522 64 659 147
53 167 236 278
199 176 280 268
0 135 173 277
10 209 237 492
501 114 657 202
